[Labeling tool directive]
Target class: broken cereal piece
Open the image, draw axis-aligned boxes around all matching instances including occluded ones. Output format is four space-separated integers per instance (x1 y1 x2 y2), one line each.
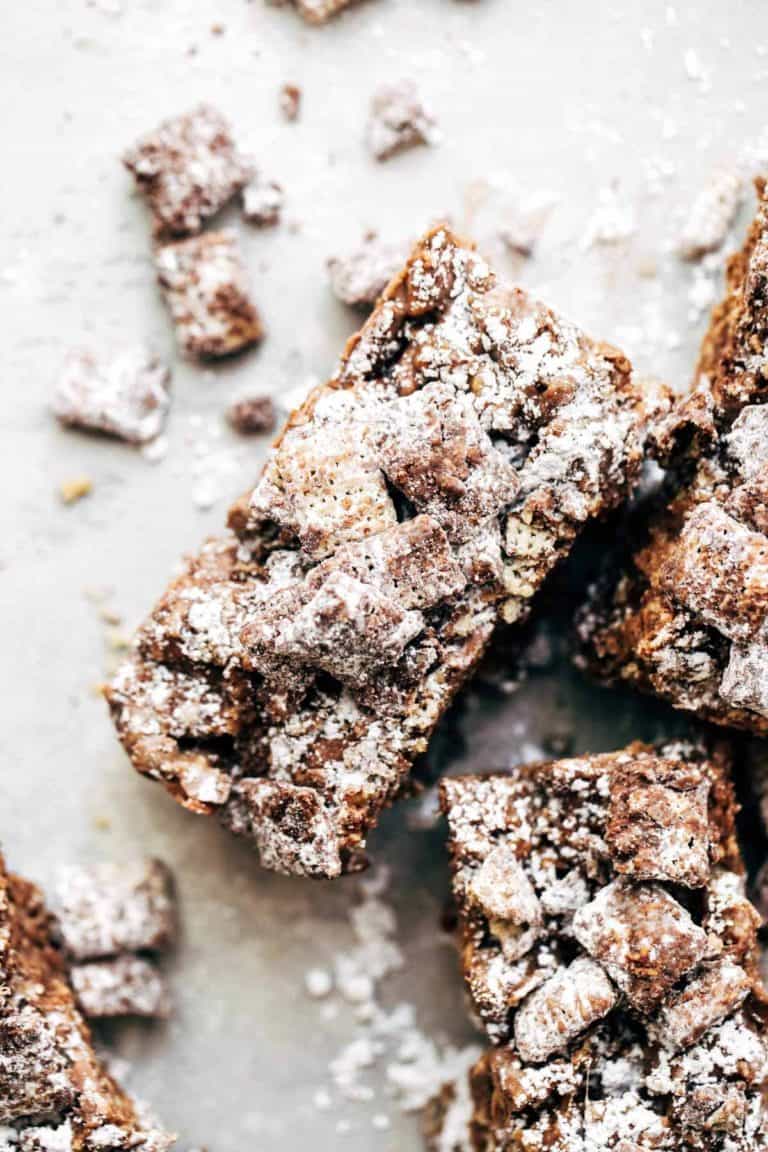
366 80 438 162
327 232 407 308
108 226 651 878
156 229 264 358
123 104 248 238
53 347 171 445
226 393 276 434
242 172 284 226
0 850 174 1146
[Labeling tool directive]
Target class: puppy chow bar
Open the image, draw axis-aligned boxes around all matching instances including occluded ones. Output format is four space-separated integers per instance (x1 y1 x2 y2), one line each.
108 226 651 878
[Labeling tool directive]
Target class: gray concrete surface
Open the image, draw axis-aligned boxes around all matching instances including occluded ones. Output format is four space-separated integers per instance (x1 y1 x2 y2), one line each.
2 0 768 1147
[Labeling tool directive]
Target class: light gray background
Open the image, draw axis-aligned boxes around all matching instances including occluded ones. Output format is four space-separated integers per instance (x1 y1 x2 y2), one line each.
2 1 768 1148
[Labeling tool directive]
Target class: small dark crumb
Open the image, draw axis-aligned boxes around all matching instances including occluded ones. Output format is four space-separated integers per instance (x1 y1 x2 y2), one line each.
227 394 276 434
211 22 225 34
280 84 301 122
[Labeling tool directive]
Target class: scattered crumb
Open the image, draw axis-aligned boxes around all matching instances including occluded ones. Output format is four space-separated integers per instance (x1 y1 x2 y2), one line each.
280 84 302 122
366 80 439 162
305 967 333 999
327 232 407 308
582 184 636 247
226 394 276 435
678 167 745 260
60 476 93 504
242 173 285 226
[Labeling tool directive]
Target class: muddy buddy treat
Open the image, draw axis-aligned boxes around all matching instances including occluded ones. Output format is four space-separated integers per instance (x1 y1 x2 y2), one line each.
438 741 768 1151
107 226 651 878
53 348 171 445
579 182 768 735
367 80 439 161
51 858 176 1020
0 850 174 1149
327 232 407 308
123 104 249 239
156 229 263 358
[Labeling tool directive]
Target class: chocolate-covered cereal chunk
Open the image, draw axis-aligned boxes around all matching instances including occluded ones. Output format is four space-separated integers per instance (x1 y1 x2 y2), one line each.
579 180 768 735
437 740 768 1151
107 227 652 878
123 104 248 238
156 230 264 358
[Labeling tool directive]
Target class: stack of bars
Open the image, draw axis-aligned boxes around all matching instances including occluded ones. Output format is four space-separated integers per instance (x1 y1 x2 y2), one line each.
427 186 768 1152
107 225 656 878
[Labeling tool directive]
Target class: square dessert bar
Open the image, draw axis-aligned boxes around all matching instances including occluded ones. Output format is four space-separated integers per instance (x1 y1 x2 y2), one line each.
439 742 768 1151
0 851 174 1150
107 226 652 878
579 180 768 735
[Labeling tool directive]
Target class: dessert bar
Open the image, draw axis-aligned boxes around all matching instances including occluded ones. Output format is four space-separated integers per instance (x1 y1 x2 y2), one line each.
0 851 174 1149
108 226 652 878
439 741 768 1150
579 181 768 734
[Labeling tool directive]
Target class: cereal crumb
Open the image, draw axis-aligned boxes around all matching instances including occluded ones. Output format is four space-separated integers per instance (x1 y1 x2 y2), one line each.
367 80 439 162
59 476 92 504
280 84 301 122
227 393 276 434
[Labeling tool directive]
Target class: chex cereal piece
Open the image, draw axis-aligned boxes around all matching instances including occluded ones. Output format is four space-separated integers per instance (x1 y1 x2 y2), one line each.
70 955 172 1020
327 232 407 308
0 850 174 1148
51 858 176 1022
51 858 176 960
436 740 768 1151
107 226 652 878
123 104 249 238
53 347 171 444
156 230 264 358
366 80 439 161
578 179 768 735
